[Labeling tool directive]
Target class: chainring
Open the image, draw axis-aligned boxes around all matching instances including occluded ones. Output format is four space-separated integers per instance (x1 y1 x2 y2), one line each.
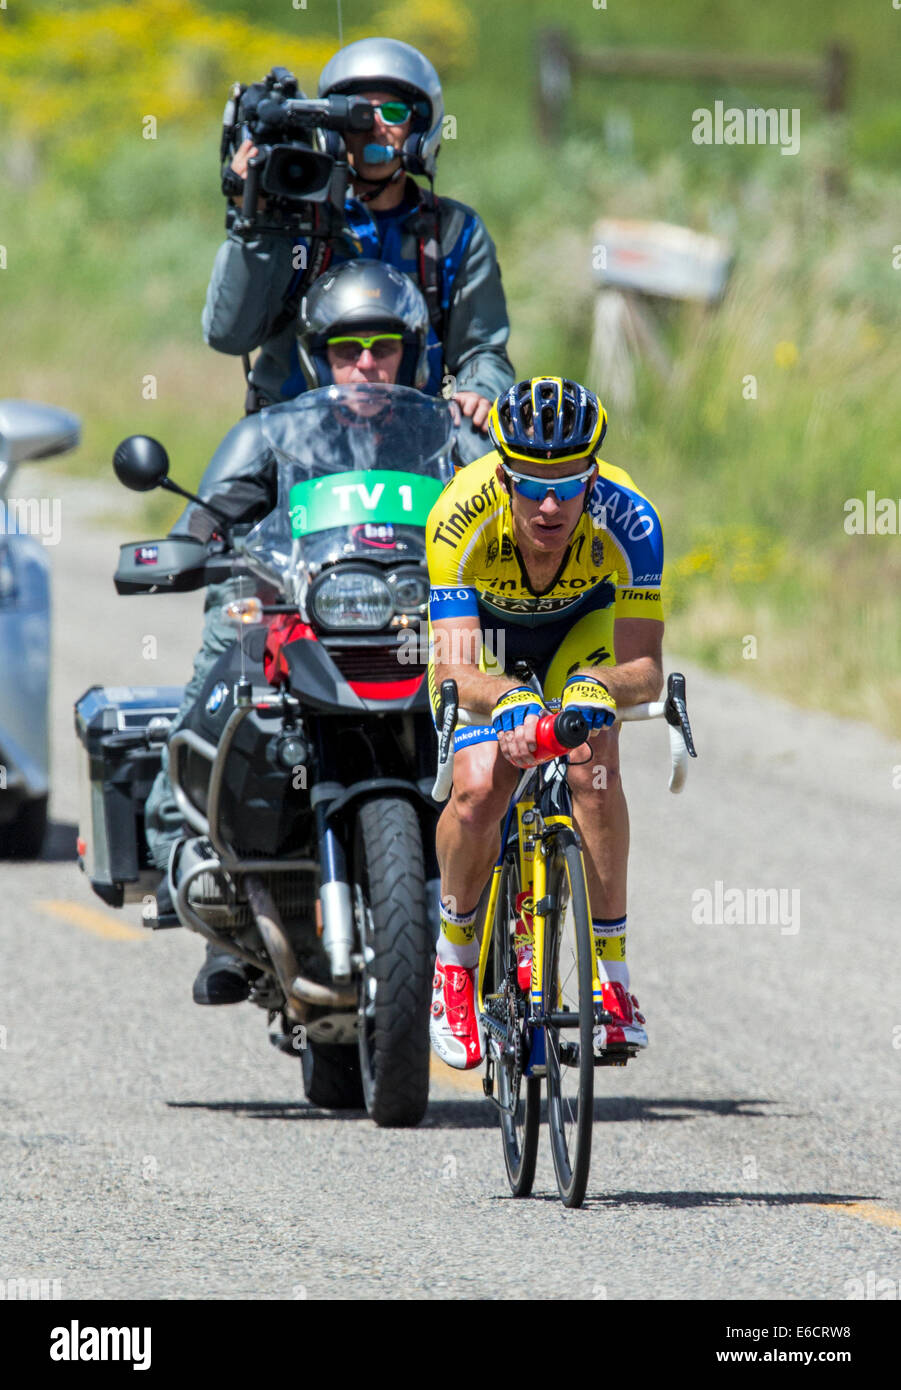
503 972 524 1103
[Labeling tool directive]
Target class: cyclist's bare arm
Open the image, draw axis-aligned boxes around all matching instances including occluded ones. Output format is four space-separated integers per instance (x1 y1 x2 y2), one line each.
577 617 664 708
432 615 522 717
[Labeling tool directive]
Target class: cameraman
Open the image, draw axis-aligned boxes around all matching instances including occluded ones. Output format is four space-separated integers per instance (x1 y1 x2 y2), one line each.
203 37 513 464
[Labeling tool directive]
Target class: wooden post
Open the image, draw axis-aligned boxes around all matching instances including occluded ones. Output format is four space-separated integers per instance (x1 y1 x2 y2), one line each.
823 43 849 115
822 44 850 198
536 38 851 191
535 29 572 144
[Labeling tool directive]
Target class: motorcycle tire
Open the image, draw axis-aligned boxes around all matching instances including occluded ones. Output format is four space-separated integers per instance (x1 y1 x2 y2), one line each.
354 797 432 1128
301 1040 365 1110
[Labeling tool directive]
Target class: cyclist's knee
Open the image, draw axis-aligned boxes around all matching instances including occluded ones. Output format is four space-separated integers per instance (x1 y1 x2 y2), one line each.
569 735 622 805
451 747 513 829
452 775 509 831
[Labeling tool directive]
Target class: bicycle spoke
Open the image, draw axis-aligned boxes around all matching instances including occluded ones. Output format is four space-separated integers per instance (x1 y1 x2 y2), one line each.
488 849 539 1197
543 842 595 1208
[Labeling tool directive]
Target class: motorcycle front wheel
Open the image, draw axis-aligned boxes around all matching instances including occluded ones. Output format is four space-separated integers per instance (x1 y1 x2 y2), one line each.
354 797 431 1127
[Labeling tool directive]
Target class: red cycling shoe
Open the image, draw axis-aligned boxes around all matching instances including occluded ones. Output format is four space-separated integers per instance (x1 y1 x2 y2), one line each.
429 961 485 1070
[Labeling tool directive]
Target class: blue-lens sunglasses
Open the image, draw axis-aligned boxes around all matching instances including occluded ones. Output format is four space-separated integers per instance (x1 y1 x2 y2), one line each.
500 461 596 503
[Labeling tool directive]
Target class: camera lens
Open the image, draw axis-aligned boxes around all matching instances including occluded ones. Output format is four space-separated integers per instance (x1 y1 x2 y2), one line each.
264 145 333 201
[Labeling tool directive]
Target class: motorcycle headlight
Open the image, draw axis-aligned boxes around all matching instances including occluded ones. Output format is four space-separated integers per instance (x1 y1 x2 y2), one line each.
310 568 394 630
388 569 429 612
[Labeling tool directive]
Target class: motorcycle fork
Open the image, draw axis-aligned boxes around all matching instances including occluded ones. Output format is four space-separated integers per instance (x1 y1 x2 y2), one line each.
311 720 355 985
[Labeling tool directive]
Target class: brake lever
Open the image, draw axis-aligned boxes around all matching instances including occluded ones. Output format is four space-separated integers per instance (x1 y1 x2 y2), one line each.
663 672 698 758
436 679 458 765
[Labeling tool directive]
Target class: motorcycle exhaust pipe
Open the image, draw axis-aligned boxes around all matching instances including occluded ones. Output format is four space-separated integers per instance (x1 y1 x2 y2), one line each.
290 973 356 1008
244 874 355 1019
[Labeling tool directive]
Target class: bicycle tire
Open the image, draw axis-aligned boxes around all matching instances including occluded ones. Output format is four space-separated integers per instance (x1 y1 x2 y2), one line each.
490 851 540 1197
543 838 595 1207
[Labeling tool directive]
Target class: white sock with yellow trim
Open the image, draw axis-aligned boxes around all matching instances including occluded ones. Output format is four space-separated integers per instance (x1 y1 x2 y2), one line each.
592 915 629 989
437 899 480 968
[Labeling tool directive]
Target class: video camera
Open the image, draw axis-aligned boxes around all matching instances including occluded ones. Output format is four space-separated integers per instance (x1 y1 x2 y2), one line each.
220 66 375 236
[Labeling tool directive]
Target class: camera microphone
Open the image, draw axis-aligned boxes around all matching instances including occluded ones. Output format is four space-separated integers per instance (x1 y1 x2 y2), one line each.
362 144 396 165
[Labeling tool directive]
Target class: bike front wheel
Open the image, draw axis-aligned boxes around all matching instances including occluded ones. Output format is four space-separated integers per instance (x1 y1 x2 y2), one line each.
489 851 540 1197
543 838 595 1207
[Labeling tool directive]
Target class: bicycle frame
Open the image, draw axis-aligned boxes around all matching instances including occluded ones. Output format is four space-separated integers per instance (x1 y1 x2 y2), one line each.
436 672 695 1071
476 754 605 1080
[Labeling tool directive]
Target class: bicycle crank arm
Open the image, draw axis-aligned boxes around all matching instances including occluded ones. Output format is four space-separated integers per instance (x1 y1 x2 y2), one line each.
539 1009 618 1028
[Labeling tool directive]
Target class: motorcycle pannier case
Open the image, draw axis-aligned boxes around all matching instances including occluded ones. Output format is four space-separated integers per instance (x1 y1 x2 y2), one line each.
74 685 183 907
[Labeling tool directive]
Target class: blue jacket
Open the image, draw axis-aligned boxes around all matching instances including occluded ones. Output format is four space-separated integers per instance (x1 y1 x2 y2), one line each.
203 177 514 420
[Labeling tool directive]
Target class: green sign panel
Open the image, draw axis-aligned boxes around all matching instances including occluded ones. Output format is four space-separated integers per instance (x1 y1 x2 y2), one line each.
289 469 443 538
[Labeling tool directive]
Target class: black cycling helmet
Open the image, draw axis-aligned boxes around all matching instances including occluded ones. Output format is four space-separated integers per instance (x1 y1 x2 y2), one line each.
297 259 430 389
488 377 608 466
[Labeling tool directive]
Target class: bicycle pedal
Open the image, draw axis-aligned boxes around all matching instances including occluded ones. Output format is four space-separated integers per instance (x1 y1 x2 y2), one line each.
594 1046 638 1067
482 1074 494 1098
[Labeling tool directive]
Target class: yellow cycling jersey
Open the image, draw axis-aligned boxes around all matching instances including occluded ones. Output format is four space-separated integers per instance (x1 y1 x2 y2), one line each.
426 450 664 630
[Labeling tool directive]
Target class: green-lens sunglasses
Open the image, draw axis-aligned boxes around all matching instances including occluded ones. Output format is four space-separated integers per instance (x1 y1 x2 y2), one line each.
371 100 413 125
327 333 403 362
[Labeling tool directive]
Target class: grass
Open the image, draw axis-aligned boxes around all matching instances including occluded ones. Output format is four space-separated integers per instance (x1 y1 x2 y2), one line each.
4 0 901 735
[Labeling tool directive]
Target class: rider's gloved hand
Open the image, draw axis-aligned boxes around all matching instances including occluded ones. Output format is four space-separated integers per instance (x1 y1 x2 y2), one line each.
491 685 545 735
561 675 617 731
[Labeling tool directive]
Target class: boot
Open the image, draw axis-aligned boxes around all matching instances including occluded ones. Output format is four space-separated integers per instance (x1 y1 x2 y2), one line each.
192 941 256 1006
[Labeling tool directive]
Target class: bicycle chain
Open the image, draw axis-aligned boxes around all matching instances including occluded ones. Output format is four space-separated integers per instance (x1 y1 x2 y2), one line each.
505 975 523 1101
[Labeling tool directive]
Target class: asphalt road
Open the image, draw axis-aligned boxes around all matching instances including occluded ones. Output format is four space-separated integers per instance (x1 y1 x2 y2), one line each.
1 466 899 1301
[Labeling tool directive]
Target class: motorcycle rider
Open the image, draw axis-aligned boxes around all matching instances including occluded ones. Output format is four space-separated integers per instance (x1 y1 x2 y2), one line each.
145 260 439 1003
204 36 513 464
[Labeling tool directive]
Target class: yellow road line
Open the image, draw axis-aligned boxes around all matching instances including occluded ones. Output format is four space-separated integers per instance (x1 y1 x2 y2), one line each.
817 1202 901 1231
35 899 145 942
429 1053 484 1092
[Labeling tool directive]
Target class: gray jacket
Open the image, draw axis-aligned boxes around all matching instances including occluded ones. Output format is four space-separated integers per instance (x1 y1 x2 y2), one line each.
202 179 514 415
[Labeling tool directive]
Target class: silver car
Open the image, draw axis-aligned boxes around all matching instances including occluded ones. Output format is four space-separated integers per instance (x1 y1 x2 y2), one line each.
0 400 80 856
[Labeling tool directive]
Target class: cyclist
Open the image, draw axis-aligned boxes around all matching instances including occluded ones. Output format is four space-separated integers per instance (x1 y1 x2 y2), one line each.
425 377 664 1069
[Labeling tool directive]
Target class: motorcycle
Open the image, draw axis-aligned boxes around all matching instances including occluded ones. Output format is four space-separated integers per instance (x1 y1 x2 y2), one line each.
75 384 453 1126
1 399 80 857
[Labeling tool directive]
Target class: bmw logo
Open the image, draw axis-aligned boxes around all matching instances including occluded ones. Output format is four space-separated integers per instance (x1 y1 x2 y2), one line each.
205 681 229 715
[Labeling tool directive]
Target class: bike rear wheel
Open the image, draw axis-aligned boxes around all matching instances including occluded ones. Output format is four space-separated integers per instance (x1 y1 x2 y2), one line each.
543 838 595 1207
488 851 540 1197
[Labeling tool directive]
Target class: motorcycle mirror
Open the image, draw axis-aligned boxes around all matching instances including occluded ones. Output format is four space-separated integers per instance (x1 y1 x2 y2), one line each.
0 400 81 470
113 435 170 492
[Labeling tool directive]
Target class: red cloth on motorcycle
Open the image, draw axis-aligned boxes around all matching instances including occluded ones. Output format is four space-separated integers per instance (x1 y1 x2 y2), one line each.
263 614 317 685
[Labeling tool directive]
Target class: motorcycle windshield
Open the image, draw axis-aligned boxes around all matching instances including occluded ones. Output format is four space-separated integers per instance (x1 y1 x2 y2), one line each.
242 384 456 598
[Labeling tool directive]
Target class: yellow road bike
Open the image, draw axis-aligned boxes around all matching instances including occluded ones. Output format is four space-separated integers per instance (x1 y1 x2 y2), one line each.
433 673 696 1208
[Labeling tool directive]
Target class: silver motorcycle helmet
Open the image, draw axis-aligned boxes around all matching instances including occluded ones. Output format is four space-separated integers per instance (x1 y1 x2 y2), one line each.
318 37 444 178
297 259 430 389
